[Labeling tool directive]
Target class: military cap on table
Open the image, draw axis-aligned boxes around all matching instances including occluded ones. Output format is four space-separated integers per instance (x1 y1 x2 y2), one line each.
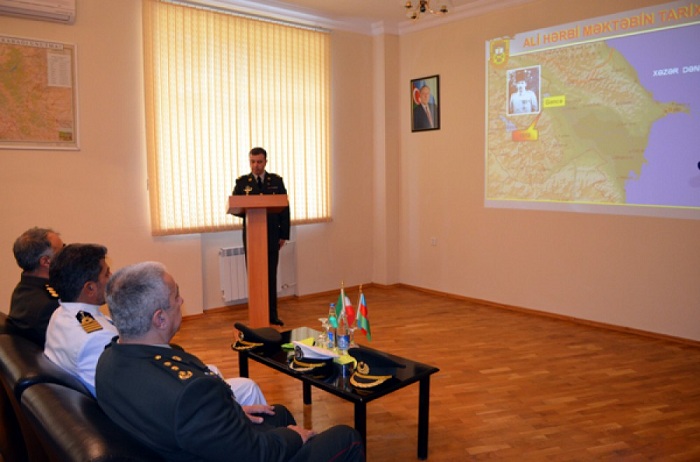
348 347 406 389
232 322 282 352
289 341 338 379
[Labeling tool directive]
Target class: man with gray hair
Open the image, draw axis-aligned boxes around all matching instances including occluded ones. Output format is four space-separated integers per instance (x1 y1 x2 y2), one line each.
96 262 364 462
7 227 64 346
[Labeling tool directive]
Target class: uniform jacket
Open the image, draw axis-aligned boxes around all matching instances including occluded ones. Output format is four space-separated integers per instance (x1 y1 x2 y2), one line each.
44 302 117 396
96 340 303 462
232 172 291 244
7 274 60 347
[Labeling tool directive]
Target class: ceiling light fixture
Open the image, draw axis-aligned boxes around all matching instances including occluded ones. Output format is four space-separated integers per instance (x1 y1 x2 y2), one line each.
404 0 448 20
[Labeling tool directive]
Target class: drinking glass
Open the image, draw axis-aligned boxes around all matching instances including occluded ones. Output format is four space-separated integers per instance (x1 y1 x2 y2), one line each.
317 317 329 347
348 322 359 348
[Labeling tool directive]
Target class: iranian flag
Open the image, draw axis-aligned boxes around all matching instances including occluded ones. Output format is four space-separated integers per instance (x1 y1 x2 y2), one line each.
335 287 356 325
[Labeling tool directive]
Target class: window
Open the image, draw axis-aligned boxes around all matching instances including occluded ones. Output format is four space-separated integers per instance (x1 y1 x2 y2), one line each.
143 0 331 235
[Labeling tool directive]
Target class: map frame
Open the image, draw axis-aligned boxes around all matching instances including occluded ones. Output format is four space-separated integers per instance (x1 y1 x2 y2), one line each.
0 34 79 150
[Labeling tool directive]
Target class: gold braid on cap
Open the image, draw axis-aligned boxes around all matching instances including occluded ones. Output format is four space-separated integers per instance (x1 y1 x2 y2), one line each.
231 340 263 351
349 371 393 389
292 358 328 369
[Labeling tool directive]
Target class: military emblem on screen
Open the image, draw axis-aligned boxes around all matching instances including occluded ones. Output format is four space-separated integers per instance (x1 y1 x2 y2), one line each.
490 39 509 66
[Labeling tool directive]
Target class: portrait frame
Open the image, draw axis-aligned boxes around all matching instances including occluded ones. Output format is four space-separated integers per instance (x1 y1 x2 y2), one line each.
411 75 440 132
506 65 541 116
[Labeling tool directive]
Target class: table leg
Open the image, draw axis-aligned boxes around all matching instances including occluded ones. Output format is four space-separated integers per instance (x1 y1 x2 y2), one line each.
238 351 249 378
417 377 431 460
303 382 312 405
354 401 367 447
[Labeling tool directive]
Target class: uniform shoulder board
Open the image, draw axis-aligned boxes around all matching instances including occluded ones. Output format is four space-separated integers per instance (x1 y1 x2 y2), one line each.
76 311 103 334
153 353 217 382
269 173 282 179
45 284 59 299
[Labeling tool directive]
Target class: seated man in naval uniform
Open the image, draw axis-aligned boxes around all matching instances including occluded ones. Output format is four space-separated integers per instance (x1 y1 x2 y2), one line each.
44 243 266 407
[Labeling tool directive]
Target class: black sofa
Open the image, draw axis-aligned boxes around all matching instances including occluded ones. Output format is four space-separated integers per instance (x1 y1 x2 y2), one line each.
0 314 163 462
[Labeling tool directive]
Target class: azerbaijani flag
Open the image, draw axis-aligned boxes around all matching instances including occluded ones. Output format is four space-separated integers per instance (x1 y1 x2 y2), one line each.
356 291 371 341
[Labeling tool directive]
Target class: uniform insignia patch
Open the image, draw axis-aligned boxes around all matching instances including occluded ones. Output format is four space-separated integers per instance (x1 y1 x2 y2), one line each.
76 311 103 333
357 361 370 375
45 284 59 299
155 354 195 380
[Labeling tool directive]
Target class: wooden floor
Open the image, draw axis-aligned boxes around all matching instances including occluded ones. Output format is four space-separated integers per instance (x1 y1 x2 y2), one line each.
173 286 700 461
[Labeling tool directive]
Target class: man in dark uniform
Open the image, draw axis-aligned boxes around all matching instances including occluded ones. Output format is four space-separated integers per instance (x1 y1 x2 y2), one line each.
7 227 64 346
232 147 290 326
96 262 364 462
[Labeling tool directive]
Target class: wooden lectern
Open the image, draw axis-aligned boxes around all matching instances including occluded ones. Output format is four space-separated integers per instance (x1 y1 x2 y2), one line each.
228 194 289 327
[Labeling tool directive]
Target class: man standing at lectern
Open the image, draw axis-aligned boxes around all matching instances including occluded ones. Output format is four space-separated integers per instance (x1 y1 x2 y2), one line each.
233 147 290 326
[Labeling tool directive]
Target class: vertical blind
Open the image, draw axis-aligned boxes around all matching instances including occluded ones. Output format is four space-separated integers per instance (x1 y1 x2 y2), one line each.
143 0 331 235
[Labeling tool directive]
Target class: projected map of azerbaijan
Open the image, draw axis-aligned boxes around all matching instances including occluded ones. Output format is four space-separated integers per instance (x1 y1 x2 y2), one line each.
486 20 700 213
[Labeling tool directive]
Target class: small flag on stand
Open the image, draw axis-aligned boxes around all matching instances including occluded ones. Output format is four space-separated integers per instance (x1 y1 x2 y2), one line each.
335 284 356 325
335 285 345 318
356 287 371 341
344 293 355 326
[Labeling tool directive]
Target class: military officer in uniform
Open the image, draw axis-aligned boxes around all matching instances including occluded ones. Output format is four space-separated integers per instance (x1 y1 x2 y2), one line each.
45 244 267 405
232 147 291 326
7 227 64 347
96 262 364 462
44 243 113 396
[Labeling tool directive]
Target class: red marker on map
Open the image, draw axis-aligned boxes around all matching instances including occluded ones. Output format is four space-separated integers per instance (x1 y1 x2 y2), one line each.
512 113 541 141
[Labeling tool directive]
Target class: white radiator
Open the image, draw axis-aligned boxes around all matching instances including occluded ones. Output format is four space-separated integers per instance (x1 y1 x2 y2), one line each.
219 246 248 302
277 241 297 296
219 241 297 303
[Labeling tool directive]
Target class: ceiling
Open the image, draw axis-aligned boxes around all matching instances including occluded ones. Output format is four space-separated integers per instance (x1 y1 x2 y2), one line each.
191 0 536 34
234 0 468 24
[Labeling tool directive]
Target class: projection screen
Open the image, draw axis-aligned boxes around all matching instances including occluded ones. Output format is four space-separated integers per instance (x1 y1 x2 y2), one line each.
485 0 700 219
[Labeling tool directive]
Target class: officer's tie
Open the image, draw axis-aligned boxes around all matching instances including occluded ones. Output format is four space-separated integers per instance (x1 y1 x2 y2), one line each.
257 176 263 190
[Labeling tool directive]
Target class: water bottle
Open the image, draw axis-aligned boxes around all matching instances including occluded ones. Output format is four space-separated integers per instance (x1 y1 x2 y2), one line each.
327 303 336 350
337 308 349 355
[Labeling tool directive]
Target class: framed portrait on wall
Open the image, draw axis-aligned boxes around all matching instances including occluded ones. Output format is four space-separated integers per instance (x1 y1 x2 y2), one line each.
411 75 440 132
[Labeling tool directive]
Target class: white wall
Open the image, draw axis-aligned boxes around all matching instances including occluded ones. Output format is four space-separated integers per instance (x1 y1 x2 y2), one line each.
0 1 376 318
0 0 207 315
396 0 700 341
1 0 698 341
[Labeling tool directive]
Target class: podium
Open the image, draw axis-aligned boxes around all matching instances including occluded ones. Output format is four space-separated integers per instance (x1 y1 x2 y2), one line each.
228 194 289 327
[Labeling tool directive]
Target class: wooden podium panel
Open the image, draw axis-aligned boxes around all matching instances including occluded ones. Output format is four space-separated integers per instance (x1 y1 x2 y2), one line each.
228 195 288 327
